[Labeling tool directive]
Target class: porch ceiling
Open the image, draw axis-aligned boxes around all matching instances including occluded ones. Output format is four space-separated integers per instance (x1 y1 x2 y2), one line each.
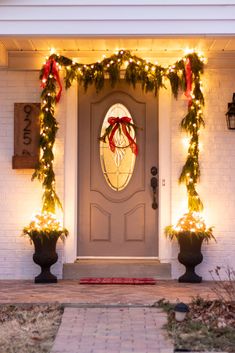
1 36 235 55
2 36 235 69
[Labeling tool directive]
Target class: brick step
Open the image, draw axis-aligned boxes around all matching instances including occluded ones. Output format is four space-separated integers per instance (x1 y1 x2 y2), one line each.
63 259 171 280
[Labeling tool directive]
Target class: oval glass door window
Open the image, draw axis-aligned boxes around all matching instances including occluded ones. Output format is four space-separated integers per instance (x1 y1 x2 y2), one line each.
100 103 136 191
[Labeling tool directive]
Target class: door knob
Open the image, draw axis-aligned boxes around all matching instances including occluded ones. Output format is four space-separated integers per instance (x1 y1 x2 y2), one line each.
150 166 158 209
151 176 158 209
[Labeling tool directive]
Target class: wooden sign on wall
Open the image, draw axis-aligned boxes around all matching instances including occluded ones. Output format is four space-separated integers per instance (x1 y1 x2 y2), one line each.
12 103 40 169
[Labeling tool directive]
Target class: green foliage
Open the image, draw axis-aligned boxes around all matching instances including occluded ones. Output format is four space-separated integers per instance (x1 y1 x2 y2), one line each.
153 298 174 313
168 71 180 98
164 297 235 352
23 229 68 243
35 50 205 214
165 227 215 243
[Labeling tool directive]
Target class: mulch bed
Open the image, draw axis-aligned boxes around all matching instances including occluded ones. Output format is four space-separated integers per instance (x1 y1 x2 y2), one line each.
0 304 63 353
158 298 235 352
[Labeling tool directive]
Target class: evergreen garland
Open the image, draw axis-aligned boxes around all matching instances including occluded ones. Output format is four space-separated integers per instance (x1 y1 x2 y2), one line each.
35 50 205 213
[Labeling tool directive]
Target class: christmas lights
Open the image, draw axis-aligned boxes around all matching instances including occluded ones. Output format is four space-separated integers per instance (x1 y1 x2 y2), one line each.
23 212 68 242
165 212 215 242
34 50 205 214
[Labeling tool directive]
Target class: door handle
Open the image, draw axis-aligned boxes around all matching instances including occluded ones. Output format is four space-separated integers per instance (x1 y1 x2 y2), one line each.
151 176 158 209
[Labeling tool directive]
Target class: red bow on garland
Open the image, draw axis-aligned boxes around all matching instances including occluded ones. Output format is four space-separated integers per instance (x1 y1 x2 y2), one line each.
184 57 193 107
100 116 138 156
41 58 62 103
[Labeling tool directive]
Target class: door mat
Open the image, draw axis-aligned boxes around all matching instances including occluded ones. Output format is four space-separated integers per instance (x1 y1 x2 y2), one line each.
79 277 156 285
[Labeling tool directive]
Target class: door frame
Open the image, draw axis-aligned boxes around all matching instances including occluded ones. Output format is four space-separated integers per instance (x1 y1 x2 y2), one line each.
64 81 172 263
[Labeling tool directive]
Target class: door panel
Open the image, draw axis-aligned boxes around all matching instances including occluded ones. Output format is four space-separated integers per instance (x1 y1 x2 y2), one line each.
78 81 158 257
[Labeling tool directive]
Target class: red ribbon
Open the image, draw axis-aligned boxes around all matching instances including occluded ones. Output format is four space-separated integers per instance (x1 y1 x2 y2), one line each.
185 57 192 107
41 58 62 103
108 117 138 155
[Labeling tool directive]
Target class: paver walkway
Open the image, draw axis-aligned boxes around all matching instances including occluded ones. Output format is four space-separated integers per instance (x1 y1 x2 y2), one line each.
51 307 173 353
0 280 217 304
0 281 221 353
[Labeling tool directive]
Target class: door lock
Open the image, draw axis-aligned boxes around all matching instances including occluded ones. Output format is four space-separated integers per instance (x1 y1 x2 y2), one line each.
150 166 158 210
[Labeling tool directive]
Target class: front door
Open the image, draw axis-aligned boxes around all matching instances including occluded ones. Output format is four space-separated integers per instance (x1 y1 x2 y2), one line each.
78 81 158 257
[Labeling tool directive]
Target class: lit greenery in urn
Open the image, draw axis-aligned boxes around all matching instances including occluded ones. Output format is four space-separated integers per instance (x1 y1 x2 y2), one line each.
23 212 68 242
165 212 215 243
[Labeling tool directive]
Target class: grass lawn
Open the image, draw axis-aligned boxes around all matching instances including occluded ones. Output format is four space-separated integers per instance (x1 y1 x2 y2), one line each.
0 304 63 353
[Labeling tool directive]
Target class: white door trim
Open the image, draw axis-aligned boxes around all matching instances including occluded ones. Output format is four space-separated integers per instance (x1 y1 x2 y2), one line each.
64 83 78 262
158 83 172 262
64 81 172 263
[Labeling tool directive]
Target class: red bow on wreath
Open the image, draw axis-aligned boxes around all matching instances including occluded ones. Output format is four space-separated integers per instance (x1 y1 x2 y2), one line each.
99 116 138 156
41 58 62 103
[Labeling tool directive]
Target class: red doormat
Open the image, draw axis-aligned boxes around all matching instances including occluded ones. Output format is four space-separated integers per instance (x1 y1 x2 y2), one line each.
79 277 156 285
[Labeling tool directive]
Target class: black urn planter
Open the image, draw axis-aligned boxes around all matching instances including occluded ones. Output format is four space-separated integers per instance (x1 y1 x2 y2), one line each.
177 232 203 283
32 234 59 284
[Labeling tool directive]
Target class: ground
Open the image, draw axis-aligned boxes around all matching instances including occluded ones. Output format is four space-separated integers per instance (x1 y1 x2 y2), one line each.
0 304 63 353
158 297 235 352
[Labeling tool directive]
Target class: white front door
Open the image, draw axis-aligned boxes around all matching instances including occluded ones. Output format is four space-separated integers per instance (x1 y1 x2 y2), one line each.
78 81 158 257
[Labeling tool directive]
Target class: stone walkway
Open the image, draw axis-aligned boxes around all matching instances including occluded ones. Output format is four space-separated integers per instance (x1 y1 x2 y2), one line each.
0 280 218 353
0 280 217 304
51 307 173 353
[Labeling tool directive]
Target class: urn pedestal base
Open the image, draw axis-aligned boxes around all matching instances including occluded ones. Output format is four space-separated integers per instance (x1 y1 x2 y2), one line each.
177 232 203 283
32 235 59 284
178 268 202 283
34 268 57 284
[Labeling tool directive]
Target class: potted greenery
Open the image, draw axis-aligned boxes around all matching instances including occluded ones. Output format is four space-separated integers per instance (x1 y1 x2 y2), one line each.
23 212 68 284
165 212 215 283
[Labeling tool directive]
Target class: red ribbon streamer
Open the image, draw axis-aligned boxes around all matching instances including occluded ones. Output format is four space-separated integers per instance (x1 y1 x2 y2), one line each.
185 57 192 107
41 58 62 103
108 117 138 156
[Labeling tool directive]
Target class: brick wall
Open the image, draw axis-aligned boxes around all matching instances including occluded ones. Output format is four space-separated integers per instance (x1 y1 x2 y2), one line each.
0 70 65 279
0 63 234 280
171 66 235 280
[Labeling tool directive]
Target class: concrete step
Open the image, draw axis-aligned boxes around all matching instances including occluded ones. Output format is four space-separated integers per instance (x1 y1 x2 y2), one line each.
63 259 171 280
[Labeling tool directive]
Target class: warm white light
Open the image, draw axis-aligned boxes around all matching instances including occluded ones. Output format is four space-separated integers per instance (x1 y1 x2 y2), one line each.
25 212 64 232
182 136 190 149
50 48 56 55
184 48 195 55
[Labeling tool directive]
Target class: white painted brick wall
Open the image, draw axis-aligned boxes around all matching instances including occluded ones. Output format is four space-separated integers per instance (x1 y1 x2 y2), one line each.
171 67 235 280
0 70 65 279
0 62 234 281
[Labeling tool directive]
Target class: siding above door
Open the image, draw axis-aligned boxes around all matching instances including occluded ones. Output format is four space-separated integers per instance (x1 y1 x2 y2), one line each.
1 1 235 36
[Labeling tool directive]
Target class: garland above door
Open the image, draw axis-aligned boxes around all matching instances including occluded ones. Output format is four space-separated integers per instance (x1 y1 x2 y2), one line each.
33 50 205 215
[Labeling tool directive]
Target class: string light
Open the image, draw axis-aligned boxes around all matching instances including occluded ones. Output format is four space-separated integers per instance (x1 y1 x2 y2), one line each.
23 212 68 238
36 49 206 214
50 48 56 55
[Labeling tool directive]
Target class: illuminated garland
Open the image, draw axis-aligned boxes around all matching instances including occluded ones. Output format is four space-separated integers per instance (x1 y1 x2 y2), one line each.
34 50 205 213
23 211 68 242
165 212 215 242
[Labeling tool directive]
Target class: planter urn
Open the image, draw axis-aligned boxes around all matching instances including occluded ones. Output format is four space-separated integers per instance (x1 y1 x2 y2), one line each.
177 232 203 283
32 234 59 284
